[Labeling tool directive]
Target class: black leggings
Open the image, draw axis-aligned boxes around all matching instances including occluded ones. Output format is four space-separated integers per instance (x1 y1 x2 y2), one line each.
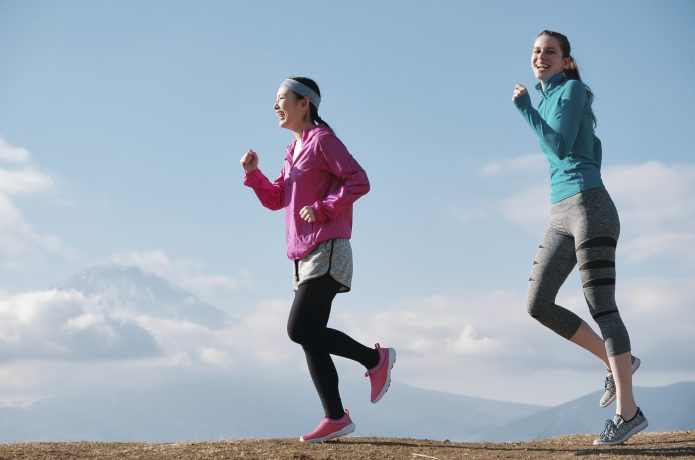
287 274 379 419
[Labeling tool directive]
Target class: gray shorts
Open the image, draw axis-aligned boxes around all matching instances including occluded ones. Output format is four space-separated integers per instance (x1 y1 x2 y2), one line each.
293 238 352 293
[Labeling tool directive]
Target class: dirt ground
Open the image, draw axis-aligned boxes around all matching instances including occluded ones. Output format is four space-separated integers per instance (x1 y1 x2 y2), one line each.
1 431 694 460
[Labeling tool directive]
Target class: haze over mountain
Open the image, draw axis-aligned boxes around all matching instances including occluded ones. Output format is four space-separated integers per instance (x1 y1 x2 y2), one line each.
1 265 693 442
54 264 232 329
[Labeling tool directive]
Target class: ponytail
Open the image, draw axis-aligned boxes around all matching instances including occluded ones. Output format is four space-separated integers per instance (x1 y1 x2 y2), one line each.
310 104 332 131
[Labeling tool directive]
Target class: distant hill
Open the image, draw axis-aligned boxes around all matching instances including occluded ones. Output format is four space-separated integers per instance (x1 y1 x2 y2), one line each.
483 381 695 441
54 264 231 328
0 374 543 442
1 371 693 442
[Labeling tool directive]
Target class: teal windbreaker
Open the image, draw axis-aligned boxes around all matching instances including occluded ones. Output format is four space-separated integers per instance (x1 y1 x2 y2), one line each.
514 72 603 203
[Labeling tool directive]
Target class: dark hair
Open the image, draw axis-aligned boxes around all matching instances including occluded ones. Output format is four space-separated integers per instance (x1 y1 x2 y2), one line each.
538 30 597 126
287 76 332 130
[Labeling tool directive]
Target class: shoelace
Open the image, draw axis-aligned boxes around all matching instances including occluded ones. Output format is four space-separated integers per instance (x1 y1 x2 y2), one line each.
604 374 615 391
365 344 382 377
600 419 617 439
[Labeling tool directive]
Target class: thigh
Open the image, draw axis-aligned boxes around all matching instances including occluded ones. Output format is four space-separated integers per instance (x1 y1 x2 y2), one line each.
289 275 341 330
568 190 620 285
528 224 577 302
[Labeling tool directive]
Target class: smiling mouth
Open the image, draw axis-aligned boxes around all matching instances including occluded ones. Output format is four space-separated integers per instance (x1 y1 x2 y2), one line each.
535 64 550 70
276 111 286 120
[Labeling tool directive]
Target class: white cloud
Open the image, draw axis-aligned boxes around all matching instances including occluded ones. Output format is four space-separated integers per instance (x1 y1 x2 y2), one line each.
0 138 30 163
0 289 160 361
0 138 66 262
0 194 63 257
481 154 546 177
497 184 549 232
447 325 503 355
110 250 252 306
605 161 695 230
448 205 490 223
620 232 695 266
0 168 54 195
198 346 231 369
0 395 48 409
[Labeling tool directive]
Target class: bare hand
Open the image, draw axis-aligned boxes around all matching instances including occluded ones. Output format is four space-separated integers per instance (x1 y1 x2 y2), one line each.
299 206 315 223
240 150 259 173
512 83 528 101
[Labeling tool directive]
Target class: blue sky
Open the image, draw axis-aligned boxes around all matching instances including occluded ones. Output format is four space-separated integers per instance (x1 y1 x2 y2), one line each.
1 0 694 412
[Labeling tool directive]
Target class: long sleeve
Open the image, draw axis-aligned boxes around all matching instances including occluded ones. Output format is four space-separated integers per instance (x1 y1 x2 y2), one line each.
514 80 588 160
310 135 370 222
243 166 286 211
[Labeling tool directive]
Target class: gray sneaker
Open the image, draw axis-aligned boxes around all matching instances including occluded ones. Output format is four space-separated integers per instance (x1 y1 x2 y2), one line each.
599 355 641 407
593 407 648 445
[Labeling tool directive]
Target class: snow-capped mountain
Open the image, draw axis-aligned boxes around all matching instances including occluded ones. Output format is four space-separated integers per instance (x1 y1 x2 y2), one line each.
53 264 231 328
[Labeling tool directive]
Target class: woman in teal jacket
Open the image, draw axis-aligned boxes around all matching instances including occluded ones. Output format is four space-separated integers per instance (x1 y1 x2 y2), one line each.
512 30 647 446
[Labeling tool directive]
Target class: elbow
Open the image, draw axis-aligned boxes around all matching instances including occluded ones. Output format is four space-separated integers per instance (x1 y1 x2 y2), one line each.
548 137 570 159
359 172 370 195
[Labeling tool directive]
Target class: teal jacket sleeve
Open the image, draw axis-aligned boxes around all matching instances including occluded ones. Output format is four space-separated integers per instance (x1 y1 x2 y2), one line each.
513 80 588 159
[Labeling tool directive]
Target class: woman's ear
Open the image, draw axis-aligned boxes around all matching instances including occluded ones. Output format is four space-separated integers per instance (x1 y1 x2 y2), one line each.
300 97 311 118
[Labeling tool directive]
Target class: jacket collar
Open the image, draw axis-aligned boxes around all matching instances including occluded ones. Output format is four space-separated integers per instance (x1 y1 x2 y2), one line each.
285 125 328 160
535 72 566 95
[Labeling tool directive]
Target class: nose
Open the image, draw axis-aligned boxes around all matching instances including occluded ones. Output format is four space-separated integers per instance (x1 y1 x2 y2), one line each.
273 100 279 110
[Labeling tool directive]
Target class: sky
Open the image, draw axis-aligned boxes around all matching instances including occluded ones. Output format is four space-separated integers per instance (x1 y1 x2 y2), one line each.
1 0 695 416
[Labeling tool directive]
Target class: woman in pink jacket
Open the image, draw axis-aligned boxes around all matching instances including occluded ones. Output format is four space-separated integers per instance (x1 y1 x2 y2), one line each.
240 77 396 443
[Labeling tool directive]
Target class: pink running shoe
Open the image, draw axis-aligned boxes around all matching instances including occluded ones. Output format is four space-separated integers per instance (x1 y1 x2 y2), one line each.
299 410 356 443
365 343 396 403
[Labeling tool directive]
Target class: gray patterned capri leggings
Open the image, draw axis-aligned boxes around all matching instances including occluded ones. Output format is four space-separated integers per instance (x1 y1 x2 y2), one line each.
527 186 631 357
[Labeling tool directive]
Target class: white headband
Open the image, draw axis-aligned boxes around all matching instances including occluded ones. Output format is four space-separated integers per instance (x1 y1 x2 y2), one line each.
281 79 321 109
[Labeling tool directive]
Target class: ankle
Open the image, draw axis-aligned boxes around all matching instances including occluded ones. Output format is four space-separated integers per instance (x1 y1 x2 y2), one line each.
620 407 639 422
367 349 380 370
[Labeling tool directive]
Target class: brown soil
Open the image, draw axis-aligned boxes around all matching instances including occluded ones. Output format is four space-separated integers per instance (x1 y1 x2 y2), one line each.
1 431 693 459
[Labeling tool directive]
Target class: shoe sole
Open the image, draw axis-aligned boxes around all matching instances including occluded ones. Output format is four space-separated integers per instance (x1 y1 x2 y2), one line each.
599 356 641 408
371 348 396 404
593 418 648 445
300 422 356 443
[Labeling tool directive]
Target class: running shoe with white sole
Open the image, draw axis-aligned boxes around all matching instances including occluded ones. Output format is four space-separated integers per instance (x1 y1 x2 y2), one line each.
593 407 648 445
365 343 396 404
299 409 355 443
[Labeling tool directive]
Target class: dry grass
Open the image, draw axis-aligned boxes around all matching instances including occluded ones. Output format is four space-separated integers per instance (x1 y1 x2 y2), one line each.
1 431 694 459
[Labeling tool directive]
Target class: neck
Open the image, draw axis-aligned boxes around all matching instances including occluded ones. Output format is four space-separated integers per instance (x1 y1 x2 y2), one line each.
292 121 316 140
540 71 564 91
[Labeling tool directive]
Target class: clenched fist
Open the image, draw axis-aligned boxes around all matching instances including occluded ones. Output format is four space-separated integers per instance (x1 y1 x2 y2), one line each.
512 83 528 101
240 150 259 173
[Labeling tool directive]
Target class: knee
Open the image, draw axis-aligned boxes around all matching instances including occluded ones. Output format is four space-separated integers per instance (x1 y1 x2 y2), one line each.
593 310 630 356
287 320 305 345
527 293 549 321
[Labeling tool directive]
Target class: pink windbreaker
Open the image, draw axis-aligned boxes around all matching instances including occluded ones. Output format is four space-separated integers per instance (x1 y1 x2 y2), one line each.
243 125 370 260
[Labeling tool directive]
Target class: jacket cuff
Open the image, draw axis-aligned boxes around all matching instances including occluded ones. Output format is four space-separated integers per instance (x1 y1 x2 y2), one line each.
311 202 329 221
513 92 532 111
243 169 263 187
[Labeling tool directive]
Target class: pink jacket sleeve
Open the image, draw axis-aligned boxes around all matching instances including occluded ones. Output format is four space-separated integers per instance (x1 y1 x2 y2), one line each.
243 166 286 211
311 134 370 221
